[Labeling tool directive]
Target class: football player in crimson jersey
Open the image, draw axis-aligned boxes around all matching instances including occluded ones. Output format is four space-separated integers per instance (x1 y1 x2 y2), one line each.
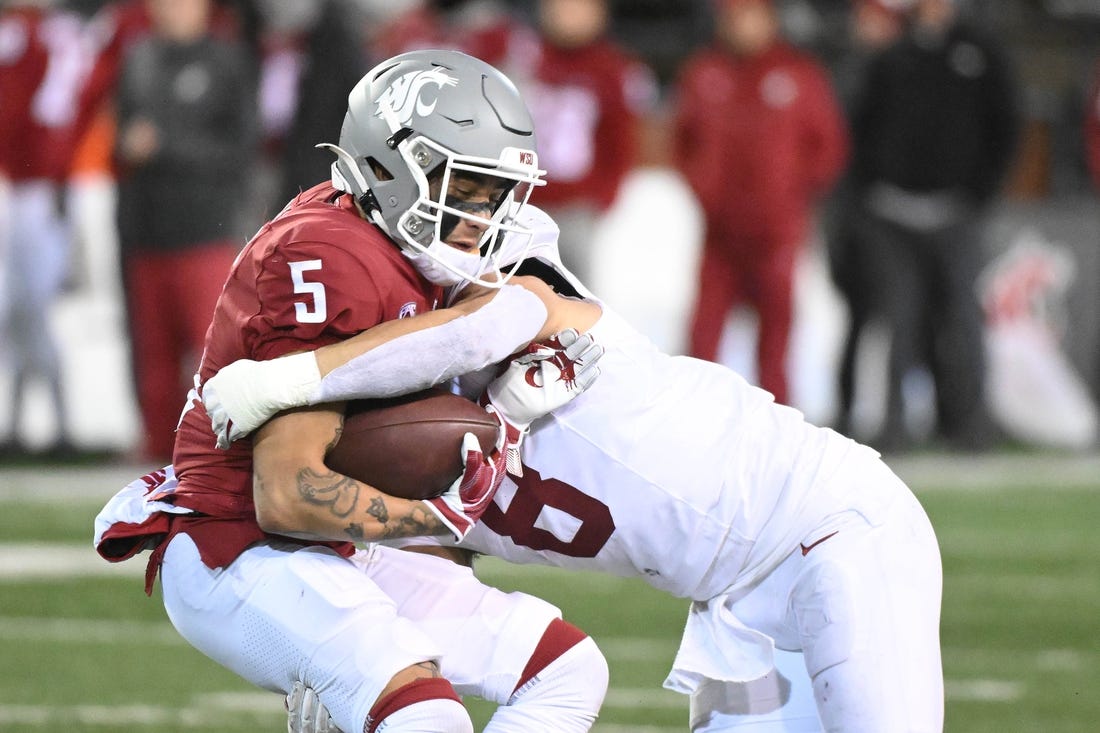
95 51 611 733
0 0 86 454
199 203 944 732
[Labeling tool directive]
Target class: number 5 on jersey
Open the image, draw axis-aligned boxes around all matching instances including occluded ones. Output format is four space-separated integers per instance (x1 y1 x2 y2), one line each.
290 260 327 323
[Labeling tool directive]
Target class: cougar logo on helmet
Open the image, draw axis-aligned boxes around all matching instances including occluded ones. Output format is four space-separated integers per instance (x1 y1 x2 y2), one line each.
376 69 459 126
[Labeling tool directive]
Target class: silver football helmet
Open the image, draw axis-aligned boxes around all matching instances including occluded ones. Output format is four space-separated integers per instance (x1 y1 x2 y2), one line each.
320 49 546 287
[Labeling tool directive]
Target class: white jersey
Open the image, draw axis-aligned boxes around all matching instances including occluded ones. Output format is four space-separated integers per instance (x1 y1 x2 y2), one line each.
459 207 894 602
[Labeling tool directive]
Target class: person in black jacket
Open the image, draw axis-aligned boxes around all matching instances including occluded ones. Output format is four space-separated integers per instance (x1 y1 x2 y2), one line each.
847 0 1020 452
824 0 909 438
114 0 258 461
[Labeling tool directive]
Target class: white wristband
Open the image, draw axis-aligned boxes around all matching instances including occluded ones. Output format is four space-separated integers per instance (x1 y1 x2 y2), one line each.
263 351 323 408
226 352 321 424
202 351 323 448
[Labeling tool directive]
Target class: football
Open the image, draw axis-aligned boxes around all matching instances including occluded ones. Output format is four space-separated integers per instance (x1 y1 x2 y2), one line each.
325 387 501 500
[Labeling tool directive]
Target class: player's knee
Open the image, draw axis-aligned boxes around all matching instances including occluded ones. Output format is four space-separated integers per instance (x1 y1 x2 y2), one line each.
509 619 609 723
547 634 609 713
367 676 472 733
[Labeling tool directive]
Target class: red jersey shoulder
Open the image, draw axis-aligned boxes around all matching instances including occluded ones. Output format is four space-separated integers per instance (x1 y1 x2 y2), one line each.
255 183 412 277
237 183 440 357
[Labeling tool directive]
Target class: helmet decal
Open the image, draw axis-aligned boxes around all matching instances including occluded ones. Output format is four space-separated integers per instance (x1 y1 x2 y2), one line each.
376 69 459 126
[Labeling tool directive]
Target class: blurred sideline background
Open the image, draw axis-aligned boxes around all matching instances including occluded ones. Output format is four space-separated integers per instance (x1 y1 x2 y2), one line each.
2 2 1100 730
2 0 1100 455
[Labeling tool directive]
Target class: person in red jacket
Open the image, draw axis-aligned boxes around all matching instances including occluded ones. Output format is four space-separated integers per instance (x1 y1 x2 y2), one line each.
673 0 848 406
509 0 657 286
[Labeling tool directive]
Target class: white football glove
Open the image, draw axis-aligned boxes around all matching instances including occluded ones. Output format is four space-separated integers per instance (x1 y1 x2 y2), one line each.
286 681 341 733
200 353 321 449
486 327 603 429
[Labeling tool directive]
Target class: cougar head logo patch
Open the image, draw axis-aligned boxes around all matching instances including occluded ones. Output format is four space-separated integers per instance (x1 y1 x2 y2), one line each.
376 69 459 125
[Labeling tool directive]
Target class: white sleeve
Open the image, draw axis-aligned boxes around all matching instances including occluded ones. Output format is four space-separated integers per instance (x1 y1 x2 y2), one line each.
312 283 547 403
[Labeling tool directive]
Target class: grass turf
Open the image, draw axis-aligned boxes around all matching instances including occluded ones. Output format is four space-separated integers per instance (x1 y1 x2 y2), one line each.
0 472 1096 731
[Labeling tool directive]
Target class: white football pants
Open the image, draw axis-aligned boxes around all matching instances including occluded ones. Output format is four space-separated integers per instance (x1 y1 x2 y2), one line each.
161 536 560 733
691 475 943 732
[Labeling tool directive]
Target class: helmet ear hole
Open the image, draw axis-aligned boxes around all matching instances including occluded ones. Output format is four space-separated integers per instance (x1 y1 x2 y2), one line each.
366 157 394 181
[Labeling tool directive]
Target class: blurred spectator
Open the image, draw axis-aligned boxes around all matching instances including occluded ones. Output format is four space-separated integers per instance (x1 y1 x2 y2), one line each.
506 0 657 285
253 0 366 211
1087 57 1100 192
113 0 257 462
824 0 909 435
367 0 514 64
0 0 86 456
73 0 244 150
673 0 848 406
1087 57 1100 406
65 0 248 302
848 0 1020 451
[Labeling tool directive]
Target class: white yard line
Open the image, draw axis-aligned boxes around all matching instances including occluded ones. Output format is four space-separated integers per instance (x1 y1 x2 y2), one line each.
1 452 1098 505
0 464 157 502
0 543 141 579
0 680 1020 730
945 679 1025 702
0 700 282 728
888 451 1100 491
0 691 686 730
0 616 182 645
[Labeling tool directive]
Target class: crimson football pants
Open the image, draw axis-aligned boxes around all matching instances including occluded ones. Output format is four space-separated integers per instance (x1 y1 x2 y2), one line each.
688 234 797 405
123 240 239 461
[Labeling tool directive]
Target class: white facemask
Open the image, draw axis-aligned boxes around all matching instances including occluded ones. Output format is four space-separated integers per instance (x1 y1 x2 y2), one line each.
403 238 486 287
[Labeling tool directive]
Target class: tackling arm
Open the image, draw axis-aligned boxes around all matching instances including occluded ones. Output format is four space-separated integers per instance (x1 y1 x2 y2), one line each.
203 278 601 447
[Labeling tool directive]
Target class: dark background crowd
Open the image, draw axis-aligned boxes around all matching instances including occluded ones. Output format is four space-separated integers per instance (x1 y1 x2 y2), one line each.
2 0 1100 462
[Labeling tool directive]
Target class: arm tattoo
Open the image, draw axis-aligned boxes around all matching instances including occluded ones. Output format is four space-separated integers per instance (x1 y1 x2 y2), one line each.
413 660 442 678
295 470 448 541
366 495 389 525
297 467 360 518
368 500 448 540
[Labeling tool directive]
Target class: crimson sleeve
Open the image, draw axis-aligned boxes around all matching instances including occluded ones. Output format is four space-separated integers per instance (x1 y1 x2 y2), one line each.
671 60 727 220
798 60 850 200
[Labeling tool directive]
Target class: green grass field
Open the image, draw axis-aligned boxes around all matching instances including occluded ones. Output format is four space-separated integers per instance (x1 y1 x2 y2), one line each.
1 455 1097 732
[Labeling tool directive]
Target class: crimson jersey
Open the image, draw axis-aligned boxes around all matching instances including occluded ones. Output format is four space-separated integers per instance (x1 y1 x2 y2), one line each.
167 183 441 571
673 42 848 242
506 32 656 211
0 6 86 180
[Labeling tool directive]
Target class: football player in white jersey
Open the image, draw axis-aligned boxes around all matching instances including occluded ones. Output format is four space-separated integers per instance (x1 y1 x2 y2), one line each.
199 205 944 732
